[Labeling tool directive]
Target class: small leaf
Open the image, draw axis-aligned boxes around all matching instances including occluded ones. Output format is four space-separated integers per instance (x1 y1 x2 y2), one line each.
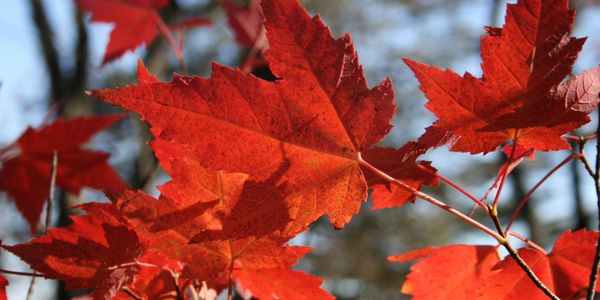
389 245 500 299
3 203 144 299
0 115 127 233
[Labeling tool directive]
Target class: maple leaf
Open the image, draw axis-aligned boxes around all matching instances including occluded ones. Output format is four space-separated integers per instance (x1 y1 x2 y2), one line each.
362 126 454 209
479 229 600 299
155 154 291 243
109 189 328 296
220 0 268 72
553 65 600 113
0 275 7 300
234 268 334 300
112 251 188 300
77 0 169 64
406 0 600 154
77 0 210 64
3 203 144 299
0 115 127 233
388 244 500 299
90 0 396 230
221 0 265 49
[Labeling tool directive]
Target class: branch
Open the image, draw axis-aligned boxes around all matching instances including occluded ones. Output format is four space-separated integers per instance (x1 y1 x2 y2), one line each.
29 0 63 102
492 134 518 209
26 150 58 300
505 153 577 232
586 109 600 300
155 14 185 71
571 139 591 230
227 256 235 300
0 269 44 277
577 139 595 178
502 241 560 300
362 152 559 298
358 154 505 243
507 231 546 254
45 151 58 232
120 286 142 300
416 164 489 212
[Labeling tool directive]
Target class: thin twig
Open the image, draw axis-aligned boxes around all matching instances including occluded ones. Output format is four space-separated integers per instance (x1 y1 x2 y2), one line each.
45 150 58 231
578 139 595 178
26 150 58 300
172 272 182 300
359 155 505 243
107 260 161 271
492 209 556 297
505 153 577 232
0 269 44 277
121 286 143 300
363 153 558 297
507 231 547 254
155 13 185 71
187 283 199 300
492 133 518 209
503 241 560 300
227 257 234 300
416 164 489 212
586 109 600 300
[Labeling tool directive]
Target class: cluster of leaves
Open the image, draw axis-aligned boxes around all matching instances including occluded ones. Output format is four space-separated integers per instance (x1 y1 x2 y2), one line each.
1 0 600 299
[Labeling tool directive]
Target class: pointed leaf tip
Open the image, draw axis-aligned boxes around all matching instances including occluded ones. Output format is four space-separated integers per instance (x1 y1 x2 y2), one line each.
137 59 158 84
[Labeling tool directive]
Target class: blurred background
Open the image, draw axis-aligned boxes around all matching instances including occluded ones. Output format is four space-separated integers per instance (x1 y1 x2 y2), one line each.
1 0 600 299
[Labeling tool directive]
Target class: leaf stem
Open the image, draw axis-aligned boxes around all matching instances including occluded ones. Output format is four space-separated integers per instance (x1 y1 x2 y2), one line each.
187 283 199 300
501 240 560 300
26 150 58 300
416 164 489 213
120 286 142 300
45 150 58 232
171 271 182 300
507 231 546 254
577 139 595 178
359 155 505 243
107 260 160 271
227 258 234 300
155 13 185 71
505 153 577 232
485 147 564 299
492 134 518 209
0 269 44 277
587 109 600 300
364 153 558 297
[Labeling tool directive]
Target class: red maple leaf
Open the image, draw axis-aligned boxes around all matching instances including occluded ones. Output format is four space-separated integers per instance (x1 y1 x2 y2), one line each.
553 65 600 114
220 0 268 71
111 251 189 300
0 275 7 300
90 0 397 230
406 0 600 154
77 0 169 64
0 115 127 233
388 245 500 299
77 0 210 64
362 126 454 209
155 154 291 243
110 189 330 297
234 268 333 300
480 229 600 299
3 203 145 299
221 0 265 49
